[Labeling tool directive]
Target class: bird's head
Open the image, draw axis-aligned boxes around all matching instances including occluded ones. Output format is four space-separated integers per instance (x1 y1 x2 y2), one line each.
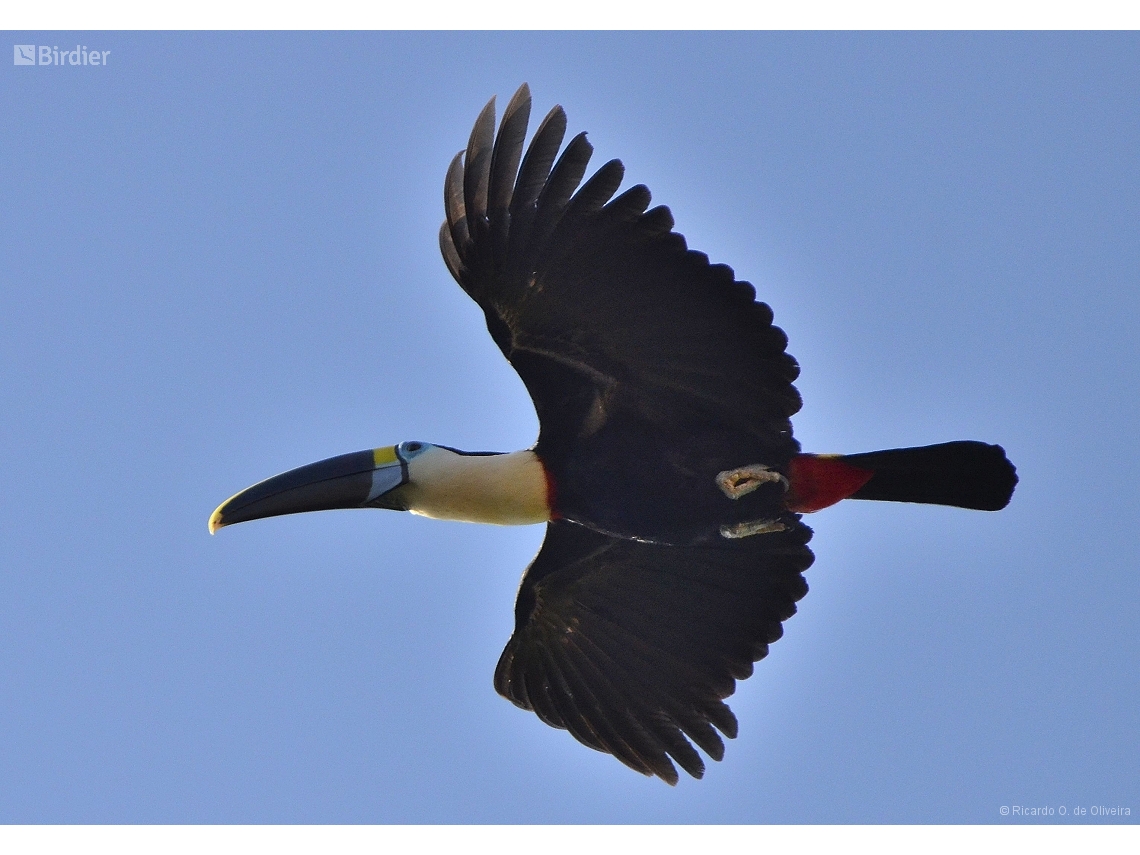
208 440 436 534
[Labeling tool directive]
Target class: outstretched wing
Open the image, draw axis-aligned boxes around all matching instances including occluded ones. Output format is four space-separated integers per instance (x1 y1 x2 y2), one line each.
439 84 802 464
494 519 814 784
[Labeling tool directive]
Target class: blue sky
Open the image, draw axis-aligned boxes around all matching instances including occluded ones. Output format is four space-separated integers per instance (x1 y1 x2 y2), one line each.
1 31 1137 823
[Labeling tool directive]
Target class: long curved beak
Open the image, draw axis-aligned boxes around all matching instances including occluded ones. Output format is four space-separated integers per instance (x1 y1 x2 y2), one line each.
209 446 407 534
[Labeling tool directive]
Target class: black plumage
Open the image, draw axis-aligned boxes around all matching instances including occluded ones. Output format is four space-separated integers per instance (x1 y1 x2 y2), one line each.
493 520 812 784
441 84 815 781
844 441 1018 511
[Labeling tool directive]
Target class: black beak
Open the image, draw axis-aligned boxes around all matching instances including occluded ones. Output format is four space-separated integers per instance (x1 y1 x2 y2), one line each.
209 446 407 534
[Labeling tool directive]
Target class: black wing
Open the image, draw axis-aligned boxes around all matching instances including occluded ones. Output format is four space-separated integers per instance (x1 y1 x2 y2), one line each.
439 84 802 465
495 520 813 784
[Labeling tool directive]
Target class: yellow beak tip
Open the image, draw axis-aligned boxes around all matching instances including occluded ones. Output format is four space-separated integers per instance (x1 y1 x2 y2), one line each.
208 507 225 535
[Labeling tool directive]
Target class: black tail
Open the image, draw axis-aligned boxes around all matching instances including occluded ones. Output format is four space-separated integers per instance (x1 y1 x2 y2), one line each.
840 441 1018 511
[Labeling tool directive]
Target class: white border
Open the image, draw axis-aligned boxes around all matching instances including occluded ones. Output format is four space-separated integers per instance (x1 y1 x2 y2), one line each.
3 1 1140 30
0 825 1138 854
2 7 1135 846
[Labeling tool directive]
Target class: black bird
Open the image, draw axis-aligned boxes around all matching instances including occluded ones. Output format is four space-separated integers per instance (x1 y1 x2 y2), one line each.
210 85 1017 784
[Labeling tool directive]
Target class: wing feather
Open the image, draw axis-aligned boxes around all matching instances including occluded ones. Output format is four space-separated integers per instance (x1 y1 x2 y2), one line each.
463 97 496 248
494 520 813 783
439 221 463 283
441 86 803 459
506 104 567 273
443 152 470 268
488 85 532 264
524 131 594 266
553 639 658 767
556 613 691 781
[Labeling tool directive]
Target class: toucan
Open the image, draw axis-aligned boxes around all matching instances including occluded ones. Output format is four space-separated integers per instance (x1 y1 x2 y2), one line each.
210 85 1017 784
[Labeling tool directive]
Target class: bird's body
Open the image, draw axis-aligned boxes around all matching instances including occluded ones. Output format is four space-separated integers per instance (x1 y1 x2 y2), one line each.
211 85 1017 784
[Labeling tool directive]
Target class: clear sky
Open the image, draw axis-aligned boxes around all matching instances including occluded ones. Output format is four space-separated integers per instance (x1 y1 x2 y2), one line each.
2 31 1137 823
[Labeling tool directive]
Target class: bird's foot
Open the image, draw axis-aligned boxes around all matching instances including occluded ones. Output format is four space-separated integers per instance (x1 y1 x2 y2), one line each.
715 464 789 499
720 518 787 539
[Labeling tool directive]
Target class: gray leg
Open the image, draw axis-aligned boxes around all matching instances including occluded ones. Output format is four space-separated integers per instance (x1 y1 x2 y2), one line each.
716 464 789 499
720 518 788 539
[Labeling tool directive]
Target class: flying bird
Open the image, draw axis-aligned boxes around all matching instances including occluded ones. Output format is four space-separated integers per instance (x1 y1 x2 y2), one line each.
210 85 1017 784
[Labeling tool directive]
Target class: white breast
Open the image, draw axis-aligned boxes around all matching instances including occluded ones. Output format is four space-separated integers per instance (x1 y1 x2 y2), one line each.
402 447 550 526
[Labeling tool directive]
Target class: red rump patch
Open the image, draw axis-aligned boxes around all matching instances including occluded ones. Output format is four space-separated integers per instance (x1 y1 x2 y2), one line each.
541 458 562 520
786 454 874 513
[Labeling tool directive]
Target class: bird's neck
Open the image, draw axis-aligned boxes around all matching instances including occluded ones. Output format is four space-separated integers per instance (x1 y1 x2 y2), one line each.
403 448 551 526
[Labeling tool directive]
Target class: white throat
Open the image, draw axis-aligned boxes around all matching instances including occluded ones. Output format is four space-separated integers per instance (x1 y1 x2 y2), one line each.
402 447 550 526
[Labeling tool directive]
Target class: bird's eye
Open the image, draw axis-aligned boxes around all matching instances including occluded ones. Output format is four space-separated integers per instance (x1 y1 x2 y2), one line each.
402 441 424 454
